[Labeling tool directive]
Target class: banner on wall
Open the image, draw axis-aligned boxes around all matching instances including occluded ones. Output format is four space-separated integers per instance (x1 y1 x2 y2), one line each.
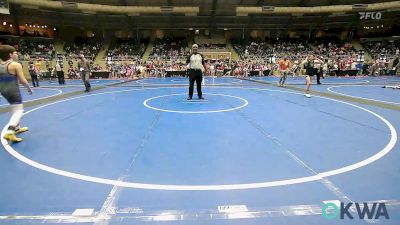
200 52 231 63
0 0 9 14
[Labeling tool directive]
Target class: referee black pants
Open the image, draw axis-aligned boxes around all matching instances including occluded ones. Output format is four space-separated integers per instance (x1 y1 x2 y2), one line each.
31 74 39 87
313 68 322 84
188 69 203 98
57 71 65 85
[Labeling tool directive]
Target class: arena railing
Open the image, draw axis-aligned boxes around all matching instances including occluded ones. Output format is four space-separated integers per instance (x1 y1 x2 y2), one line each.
236 1 400 15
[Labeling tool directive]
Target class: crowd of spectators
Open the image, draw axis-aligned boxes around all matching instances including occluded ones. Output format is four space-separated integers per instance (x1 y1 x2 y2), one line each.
106 39 147 62
149 38 190 60
0 38 55 61
20 29 50 38
63 37 102 60
363 40 400 60
1 35 398 78
197 43 227 50
232 39 269 59
19 39 55 61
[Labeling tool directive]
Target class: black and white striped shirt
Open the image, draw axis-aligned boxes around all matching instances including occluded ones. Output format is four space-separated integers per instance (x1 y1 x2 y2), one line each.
186 53 205 71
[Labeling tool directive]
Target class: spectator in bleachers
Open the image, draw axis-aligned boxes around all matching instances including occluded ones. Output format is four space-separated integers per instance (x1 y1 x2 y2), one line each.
106 39 147 62
364 40 399 61
68 66 77 79
64 37 101 61
149 38 189 61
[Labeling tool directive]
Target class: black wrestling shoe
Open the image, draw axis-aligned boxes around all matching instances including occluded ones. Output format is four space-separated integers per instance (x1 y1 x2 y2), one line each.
198 96 205 100
187 97 192 100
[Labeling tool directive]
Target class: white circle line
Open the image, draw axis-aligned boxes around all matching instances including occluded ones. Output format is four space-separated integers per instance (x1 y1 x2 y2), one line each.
246 87 398 178
251 77 370 85
0 87 397 190
327 85 400 105
170 79 189 83
169 79 213 83
137 78 242 85
42 80 124 88
143 93 248 114
206 78 243 84
136 77 158 84
0 88 63 107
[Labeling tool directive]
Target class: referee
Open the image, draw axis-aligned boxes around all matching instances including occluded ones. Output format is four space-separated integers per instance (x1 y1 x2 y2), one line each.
186 44 206 100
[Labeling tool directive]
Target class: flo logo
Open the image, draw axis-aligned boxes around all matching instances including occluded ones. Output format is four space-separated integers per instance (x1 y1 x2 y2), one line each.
359 12 382 20
322 202 389 220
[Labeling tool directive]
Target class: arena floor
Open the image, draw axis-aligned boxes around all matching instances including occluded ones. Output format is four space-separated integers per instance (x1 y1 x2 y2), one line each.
0 76 399 225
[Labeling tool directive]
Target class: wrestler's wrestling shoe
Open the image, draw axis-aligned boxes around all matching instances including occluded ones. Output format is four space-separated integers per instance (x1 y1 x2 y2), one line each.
3 133 22 142
15 127 29 134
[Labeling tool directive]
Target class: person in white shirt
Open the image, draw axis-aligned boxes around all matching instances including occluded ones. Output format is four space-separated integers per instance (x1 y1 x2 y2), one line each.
186 44 207 100
209 63 215 76
351 61 357 70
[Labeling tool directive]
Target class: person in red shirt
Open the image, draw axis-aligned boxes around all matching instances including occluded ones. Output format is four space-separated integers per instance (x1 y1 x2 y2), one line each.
278 58 291 87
